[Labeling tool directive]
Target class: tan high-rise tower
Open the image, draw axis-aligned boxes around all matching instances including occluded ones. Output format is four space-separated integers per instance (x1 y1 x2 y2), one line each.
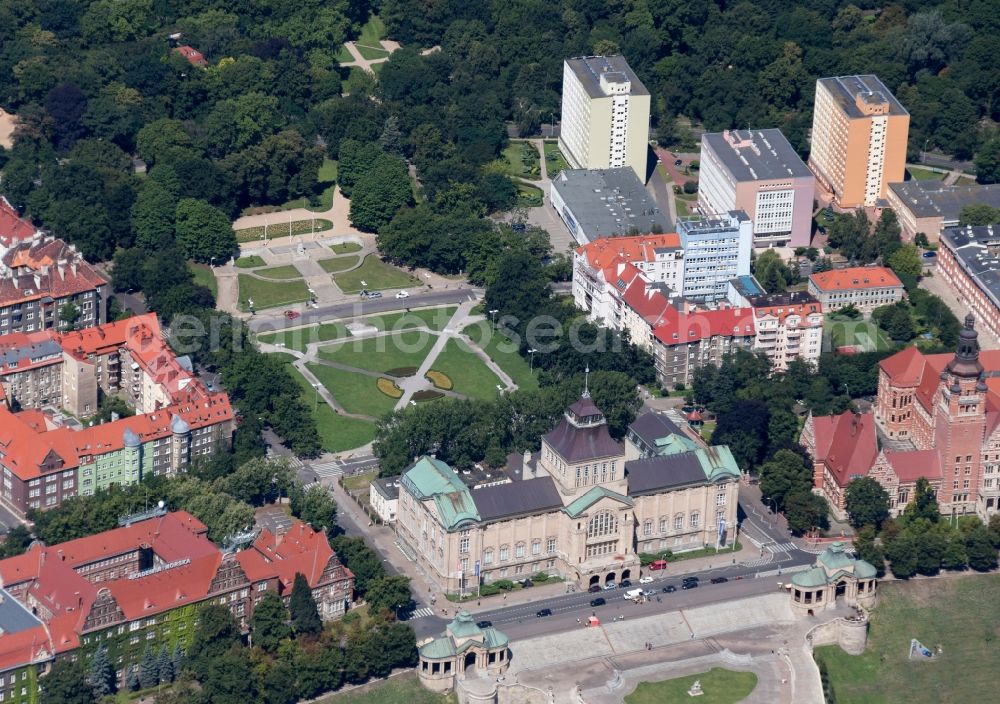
808 75 909 208
559 56 651 182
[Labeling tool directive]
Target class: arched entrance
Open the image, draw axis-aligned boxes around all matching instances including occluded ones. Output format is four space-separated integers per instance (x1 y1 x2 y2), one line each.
835 581 847 598
605 572 616 584
464 652 476 672
589 575 600 587
621 568 632 580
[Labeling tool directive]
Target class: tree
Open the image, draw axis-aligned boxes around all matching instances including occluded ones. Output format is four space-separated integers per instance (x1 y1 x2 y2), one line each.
784 490 829 536
853 525 886 577
331 536 387 597
44 82 88 148
58 302 81 331
131 181 178 251
0 524 34 558
139 645 159 689
251 591 292 652
959 203 1000 226
186 604 241 679
88 647 116 699
753 249 790 293
158 644 174 684
759 449 812 511
887 244 923 289
260 659 298 704
965 525 999 571
905 478 941 523
289 573 322 635
976 137 1000 184
41 659 94 704
844 477 890 530
365 575 413 617
484 249 550 325
290 483 337 533
885 532 920 578
201 647 256 704
174 198 237 263
348 152 412 232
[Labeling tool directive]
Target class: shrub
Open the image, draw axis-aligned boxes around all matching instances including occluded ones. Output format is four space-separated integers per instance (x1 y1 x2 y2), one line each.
376 378 403 398
385 366 417 378
425 370 453 390
492 579 515 591
682 180 698 195
412 390 443 401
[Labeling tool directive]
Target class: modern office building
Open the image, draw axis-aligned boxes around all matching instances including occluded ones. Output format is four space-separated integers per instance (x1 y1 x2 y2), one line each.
676 212 753 302
550 169 670 244
808 75 909 208
698 129 815 248
938 224 1000 344
559 56 652 181
886 180 1000 242
808 266 904 314
0 510 354 699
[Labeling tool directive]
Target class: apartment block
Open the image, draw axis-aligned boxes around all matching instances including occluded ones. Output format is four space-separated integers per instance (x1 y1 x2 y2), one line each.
559 56 652 181
886 181 1000 242
749 291 824 370
699 129 815 248
808 75 909 208
676 212 753 303
937 224 1000 345
808 266 904 314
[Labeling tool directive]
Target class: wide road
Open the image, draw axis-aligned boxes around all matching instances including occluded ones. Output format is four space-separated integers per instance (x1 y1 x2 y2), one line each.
248 288 481 333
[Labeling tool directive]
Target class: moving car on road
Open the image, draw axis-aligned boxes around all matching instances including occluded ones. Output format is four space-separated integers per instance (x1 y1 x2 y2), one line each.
476 620 492 628
662 585 677 593
536 608 552 618
710 577 729 584
590 597 606 607
395 290 410 298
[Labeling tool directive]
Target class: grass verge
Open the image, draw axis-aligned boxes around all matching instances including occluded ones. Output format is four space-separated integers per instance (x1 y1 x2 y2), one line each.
462 323 538 391
331 242 363 254
255 265 303 280
235 255 266 269
432 339 502 401
238 275 310 311
318 330 438 374
906 166 945 181
624 668 757 704
258 322 349 352
312 672 456 704
188 262 217 298
333 255 421 293
542 140 570 178
285 362 376 452
503 141 541 180
307 363 398 419
320 256 361 273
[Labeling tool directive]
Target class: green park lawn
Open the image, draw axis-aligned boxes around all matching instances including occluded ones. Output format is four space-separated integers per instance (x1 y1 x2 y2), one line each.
319 256 361 273
624 668 757 704
334 44 354 63
258 322 349 352
516 181 544 207
503 141 541 180
315 672 455 704
238 275 311 311
463 323 538 391
355 43 390 60
333 255 420 293
287 364 376 451
358 13 386 46
431 339 503 401
814 575 1000 704
543 140 571 178
307 363 398 419
331 242 362 254
255 265 303 280
317 330 437 374
367 306 456 333
906 166 945 181
235 255 266 268
187 262 217 297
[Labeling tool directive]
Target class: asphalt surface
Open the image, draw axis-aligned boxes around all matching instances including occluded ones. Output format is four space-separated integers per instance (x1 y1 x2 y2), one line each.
248 288 480 333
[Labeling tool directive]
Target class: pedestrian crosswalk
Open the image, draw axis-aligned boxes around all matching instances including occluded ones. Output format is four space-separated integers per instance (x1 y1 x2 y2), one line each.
311 460 345 479
408 607 434 620
741 554 774 569
770 541 796 554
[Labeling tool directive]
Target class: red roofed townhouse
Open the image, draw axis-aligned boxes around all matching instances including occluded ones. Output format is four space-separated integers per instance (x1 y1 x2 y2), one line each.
173 45 208 67
748 291 824 370
807 265 903 314
0 230 109 336
0 196 39 248
0 511 353 698
800 409 879 520
573 234 683 329
804 314 1000 522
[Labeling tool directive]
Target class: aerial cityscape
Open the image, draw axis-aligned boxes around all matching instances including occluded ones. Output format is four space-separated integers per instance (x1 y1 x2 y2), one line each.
0 2 999 704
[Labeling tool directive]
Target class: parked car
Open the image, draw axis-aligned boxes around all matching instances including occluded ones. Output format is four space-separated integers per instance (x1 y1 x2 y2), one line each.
283 310 300 319
639 576 654 584
395 290 410 298
588 584 603 593
649 560 668 571
590 597 606 607
710 577 729 584
603 582 618 591
536 608 552 618
642 589 656 597
476 620 493 629
662 585 677 593
922 251 937 258
619 579 632 588
681 581 699 590
682 576 699 584
674 159 682 167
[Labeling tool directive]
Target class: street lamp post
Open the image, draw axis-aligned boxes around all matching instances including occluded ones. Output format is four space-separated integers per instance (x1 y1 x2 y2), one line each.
489 309 499 332
312 383 321 411
528 348 538 373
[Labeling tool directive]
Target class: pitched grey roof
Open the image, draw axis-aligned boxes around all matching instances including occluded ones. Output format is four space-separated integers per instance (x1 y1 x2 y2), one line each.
568 396 602 419
0 587 43 634
543 418 622 464
0 338 61 368
628 412 684 449
625 454 707 494
472 477 563 522
702 129 811 182
565 56 649 98
371 477 399 500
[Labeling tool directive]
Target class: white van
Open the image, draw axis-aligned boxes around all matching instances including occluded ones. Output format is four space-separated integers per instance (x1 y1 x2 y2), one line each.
624 588 644 601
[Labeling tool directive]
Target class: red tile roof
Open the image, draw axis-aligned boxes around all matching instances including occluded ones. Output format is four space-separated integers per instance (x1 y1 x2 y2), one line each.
0 196 38 247
809 266 902 292
652 305 755 346
0 235 108 308
174 46 208 67
576 234 682 269
883 449 942 482
879 346 925 386
237 521 344 591
811 410 879 488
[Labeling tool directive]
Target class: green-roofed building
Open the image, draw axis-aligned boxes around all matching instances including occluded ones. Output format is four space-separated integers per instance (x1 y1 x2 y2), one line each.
417 611 510 693
395 398 742 595
789 541 878 613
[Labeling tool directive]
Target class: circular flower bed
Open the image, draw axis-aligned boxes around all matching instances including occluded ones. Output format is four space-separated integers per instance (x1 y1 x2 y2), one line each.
385 366 418 378
412 390 444 402
376 378 403 398
424 370 453 390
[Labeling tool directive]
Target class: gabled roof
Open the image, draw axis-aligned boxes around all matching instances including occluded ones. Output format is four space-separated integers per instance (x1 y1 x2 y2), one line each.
562 486 633 518
651 305 755 346
811 411 878 487
0 196 39 247
472 477 562 522
883 449 942 482
809 266 902 292
0 235 108 308
879 346 925 386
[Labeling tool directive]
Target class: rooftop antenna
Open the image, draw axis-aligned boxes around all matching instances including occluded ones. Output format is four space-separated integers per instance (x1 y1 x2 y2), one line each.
582 366 590 398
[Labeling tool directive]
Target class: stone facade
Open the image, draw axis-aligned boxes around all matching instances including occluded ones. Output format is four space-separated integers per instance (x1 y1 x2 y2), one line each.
418 612 509 694
790 542 877 615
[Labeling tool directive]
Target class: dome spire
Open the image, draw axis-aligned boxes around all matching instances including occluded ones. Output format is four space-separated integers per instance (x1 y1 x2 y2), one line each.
582 366 590 398
946 312 983 378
